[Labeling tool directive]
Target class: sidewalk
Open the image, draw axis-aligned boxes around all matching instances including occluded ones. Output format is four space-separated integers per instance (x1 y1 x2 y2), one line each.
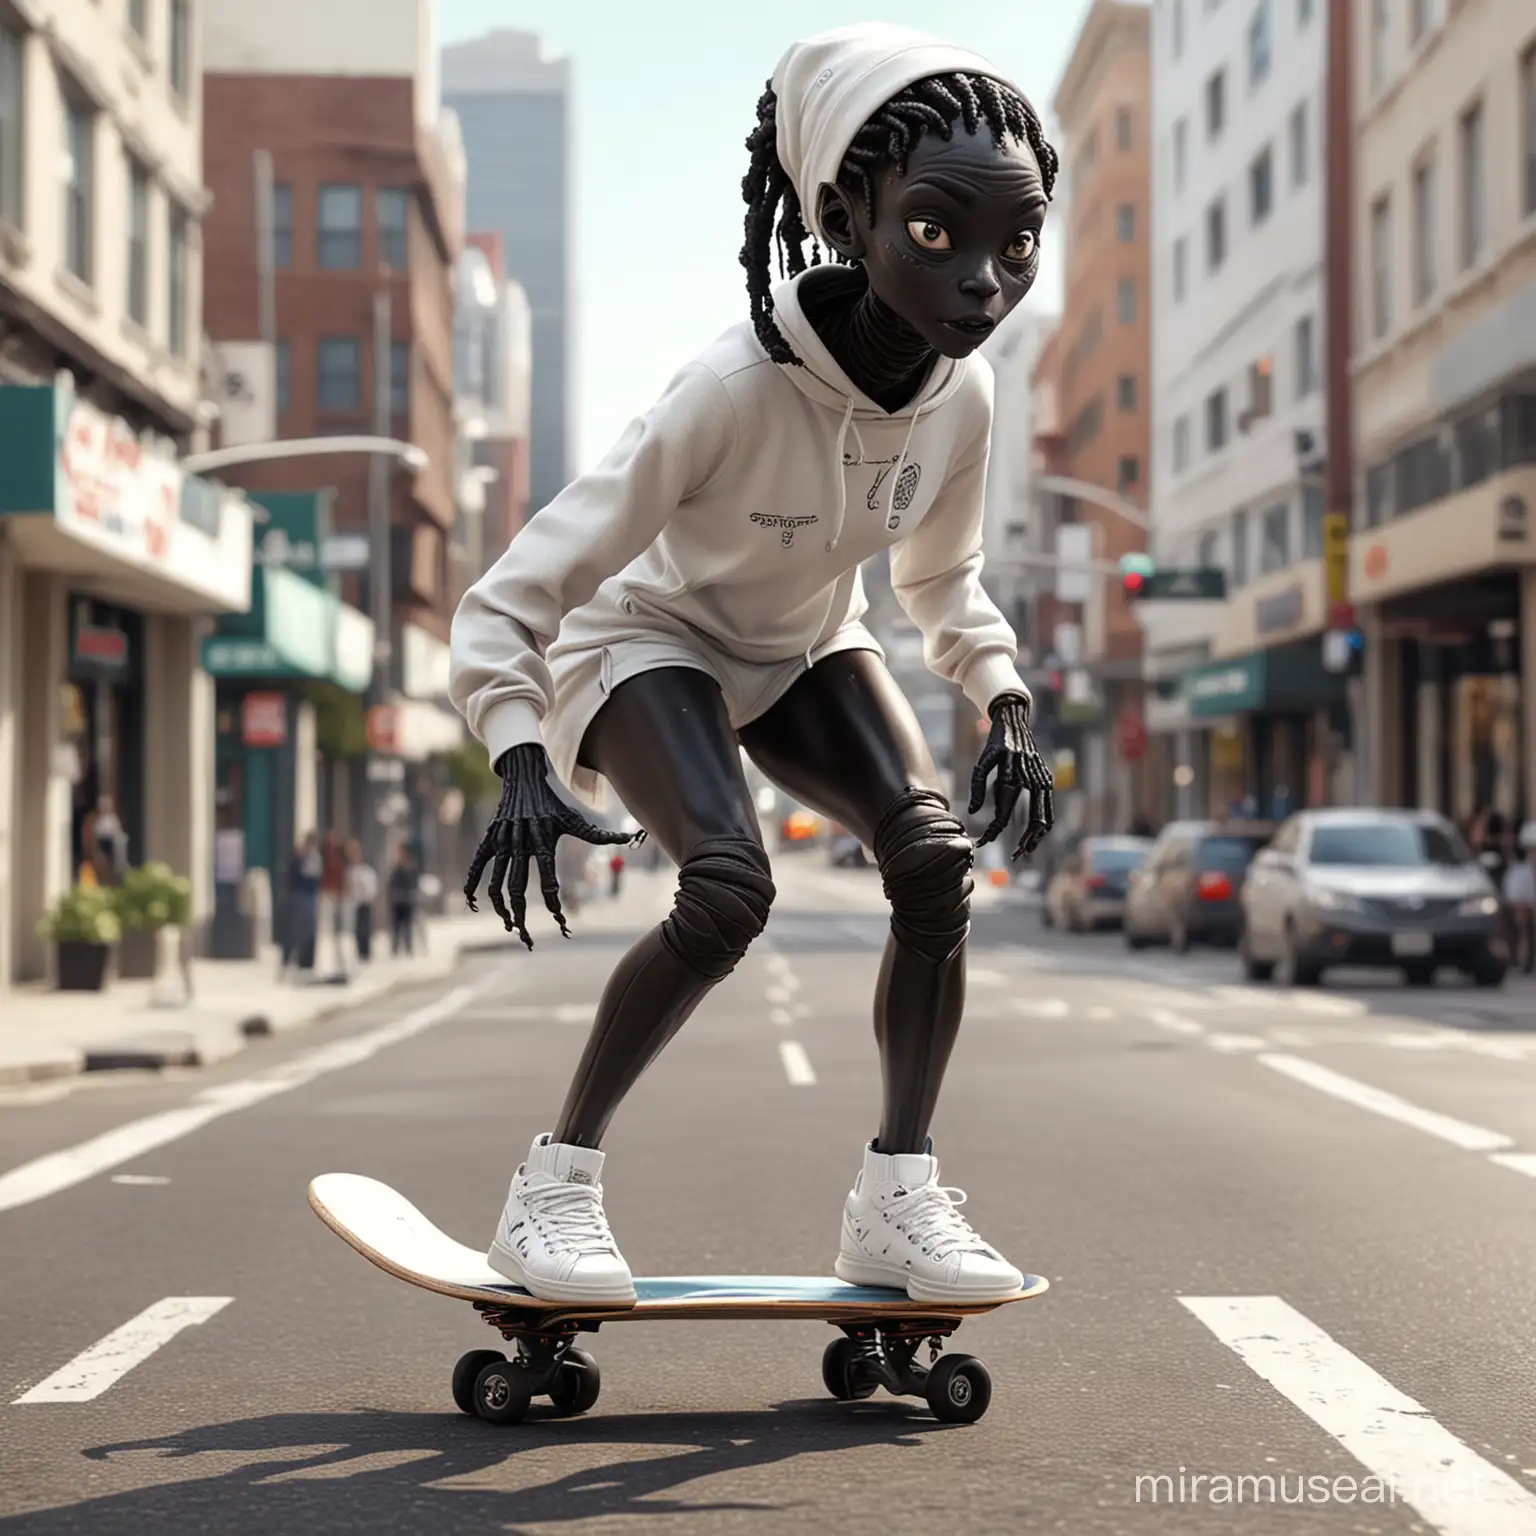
0 869 676 1088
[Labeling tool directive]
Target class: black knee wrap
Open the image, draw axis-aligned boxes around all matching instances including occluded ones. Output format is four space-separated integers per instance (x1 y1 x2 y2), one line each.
873 788 973 965
661 836 776 981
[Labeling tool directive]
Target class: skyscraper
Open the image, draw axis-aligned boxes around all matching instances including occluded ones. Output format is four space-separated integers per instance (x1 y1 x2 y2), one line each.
442 30 572 518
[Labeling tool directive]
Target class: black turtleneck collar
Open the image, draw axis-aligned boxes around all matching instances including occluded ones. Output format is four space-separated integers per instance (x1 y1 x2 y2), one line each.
796 265 936 415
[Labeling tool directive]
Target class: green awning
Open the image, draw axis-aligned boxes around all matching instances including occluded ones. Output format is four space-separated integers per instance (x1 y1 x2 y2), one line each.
202 566 373 691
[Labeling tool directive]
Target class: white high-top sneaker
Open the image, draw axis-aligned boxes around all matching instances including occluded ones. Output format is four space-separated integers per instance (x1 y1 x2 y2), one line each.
487 1134 636 1303
835 1141 1025 1303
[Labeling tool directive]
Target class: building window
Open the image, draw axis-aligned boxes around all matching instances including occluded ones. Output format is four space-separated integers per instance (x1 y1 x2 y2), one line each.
1173 0 1185 58
1293 314 1317 398
1297 0 1313 24
1 24 24 231
317 184 362 269
1370 195 1392 341
1116 106 1133 151
1206 196 1226 271
1246 355 1274 424
275 339 290 414
62 93 95 284
1459 100 1484 270
1288 101 1308 188
1173 235 1188 302
1524 45 1536 217
1260 502 1290 573
1198 530 1218 569
1250 144 1273 225
169 0 189 99
1117 277 1136 324
377 187 409 270
167 203 187 355
1231 510 1250 586
1206 386 1228 451
1173 415 1191 471
1301 481 1324 557
317 336 362 410
272 182 292 268
1116 203 1135 242
1412 156 1436 305
1205 69 1226 139
1117 374 1138 411
1173 117 1188 192
127 160 150 326
389 340 410 416
1248 0 1272 88
128 0 148 36
1118 456 1140 493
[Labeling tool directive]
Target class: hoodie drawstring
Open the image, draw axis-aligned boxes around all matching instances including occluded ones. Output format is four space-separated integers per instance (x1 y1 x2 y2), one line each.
887 401 926 529
824 398 857 556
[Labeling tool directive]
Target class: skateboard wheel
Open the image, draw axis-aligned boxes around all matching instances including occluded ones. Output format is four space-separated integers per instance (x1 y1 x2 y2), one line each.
547 1347 601 1415
925 1354 991 1424
821 1337 878 1401
473 1359 534 1425
452 1350 506 1416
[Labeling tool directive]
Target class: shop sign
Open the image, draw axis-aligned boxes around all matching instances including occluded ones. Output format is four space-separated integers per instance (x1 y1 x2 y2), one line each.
401 623 452 700
1184 657 1265 717
241 691 288 748
1255 582 1305 636
1498 495 1528 544
1323 512 1349 607
56 395 181 561
203 637 285 675
366 704 400 754
1116 709 1148 762
71 617 129 673
256 525 319 570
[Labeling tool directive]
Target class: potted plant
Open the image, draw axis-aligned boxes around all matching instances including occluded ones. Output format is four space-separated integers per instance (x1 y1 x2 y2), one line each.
38 885 122 992
112 862 192 981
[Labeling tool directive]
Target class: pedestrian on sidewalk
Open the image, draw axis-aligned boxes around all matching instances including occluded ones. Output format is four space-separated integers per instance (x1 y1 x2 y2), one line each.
346 840 378 964
319 831 347 979
1503 823 1536 974
453 23 1055 1309
388 843 419 956
282 832 322 977
609 850 625 898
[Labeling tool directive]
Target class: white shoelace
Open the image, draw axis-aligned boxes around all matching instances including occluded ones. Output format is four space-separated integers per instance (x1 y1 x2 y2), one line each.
522 1178 618 1258
886 1184 991 1262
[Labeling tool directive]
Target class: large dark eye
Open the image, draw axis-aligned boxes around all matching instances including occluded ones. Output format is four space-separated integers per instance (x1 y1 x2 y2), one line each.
1004 230 1039 264
905 218 952 251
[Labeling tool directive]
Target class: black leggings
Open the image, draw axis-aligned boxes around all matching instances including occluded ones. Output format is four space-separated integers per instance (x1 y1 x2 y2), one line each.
552 650 974 1154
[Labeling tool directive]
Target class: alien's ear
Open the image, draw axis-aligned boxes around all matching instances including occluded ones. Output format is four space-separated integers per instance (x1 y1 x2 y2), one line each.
816 183 868 261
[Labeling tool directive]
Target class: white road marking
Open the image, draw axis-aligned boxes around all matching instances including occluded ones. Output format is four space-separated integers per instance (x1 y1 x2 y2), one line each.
14 1297 232 1403
765 985 794 1005
1258 1054 1514 1152
1488 1153 1536 1179
0 980 495 1215
779 1041 816 1086
1012 998 1070 1019
792 1002 813 1019
1086 1005 1114 1021
765 954 790 975
1206 1032 1268 1054
1285 993 1367 1016
969 968 1007 987
499 1003 593 1024
769 1007 794 1028
1146 1009 1205 1037
1182 1295 1536 1534
110 1175 170 1186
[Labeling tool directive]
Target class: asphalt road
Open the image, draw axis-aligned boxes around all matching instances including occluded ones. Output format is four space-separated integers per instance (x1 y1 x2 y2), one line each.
4 859 1536 1535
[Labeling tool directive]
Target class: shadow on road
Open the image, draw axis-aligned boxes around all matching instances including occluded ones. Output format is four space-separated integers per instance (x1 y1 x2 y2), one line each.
7 1402 953 1533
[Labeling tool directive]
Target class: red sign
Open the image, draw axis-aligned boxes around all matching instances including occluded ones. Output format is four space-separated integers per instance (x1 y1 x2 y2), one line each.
1116 709 1148 762
241 692 288 748
57 398 178 560
1327 601 1357 630
365 704 400 754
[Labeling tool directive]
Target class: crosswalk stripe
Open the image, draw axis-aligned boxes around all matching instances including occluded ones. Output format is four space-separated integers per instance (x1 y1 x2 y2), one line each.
1147 1009 1204 1037
1488 1153 1536 1179
14 1298 232 1404
1012 998 1070 1019
779 1041 816 1086
1258 1054 1514 1152
1182 1296 1536 1533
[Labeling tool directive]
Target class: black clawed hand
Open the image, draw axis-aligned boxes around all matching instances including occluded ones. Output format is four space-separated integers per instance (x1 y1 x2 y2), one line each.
462 742 647 950
968 694 1056 864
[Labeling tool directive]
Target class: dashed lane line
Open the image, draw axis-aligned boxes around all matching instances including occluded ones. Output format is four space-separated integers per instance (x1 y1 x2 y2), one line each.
0 978 501 1215
779 1041 817 1086
14 1298 232 1404
1182 1296 1536 1535
1488 1154 1536 1179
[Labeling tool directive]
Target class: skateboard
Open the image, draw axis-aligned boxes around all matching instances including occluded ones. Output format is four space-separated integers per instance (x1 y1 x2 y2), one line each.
308 1173 1048 1425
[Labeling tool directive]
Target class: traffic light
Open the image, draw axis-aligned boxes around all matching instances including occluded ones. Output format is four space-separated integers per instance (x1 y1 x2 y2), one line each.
1119 552 1155 599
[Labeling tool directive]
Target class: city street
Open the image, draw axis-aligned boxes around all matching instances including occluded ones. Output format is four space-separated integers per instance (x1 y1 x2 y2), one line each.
4 860 1536 1534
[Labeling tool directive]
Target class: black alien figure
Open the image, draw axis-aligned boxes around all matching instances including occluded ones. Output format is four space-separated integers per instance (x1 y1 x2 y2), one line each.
452 24 1058 1305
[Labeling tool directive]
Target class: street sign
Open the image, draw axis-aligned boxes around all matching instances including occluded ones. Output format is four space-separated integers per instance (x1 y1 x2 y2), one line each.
241 691 288 748
1323 512 1349 608
1116 709 1148 761
322 534 370 571
210 341 276 447
1142 567 1227 601
365 704 400 754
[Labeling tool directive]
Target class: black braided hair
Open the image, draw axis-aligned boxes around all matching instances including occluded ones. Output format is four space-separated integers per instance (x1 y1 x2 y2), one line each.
740 71 1059 366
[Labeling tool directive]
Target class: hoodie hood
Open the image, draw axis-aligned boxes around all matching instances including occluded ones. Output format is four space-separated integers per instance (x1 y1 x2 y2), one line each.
771 24 1024 247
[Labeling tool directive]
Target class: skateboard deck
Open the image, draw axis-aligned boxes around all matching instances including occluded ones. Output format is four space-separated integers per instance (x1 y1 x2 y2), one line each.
309 1173 1049 1323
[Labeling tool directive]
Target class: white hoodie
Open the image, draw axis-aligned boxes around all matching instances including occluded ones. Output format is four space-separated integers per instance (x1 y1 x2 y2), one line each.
450 25 1033 773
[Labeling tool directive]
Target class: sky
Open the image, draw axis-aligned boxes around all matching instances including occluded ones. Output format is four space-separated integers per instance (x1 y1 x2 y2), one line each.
440 0 1093 472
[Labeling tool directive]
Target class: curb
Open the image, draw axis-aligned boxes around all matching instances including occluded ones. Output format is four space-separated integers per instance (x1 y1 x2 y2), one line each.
0 1045 86 1089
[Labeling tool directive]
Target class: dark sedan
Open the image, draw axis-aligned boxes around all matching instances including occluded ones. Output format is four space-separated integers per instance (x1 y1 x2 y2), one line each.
1125 822 1275 951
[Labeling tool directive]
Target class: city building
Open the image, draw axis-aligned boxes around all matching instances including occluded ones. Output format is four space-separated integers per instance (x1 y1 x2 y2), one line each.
1350 0 1536 826
1148 0 1338 821
1049 0 1155 830
0 0 254 988
442 29 572 515
201 0 466 880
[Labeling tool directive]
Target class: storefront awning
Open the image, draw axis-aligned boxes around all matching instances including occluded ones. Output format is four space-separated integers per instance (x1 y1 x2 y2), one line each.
0 380 253 614
201 567 375 691
1181 640 1347 719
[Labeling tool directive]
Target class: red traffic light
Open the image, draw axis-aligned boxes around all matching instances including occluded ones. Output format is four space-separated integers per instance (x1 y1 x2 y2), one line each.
1122 571 1145 595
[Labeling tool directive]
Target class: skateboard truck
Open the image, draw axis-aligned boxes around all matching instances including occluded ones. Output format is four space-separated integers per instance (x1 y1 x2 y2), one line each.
822 1317 993 1422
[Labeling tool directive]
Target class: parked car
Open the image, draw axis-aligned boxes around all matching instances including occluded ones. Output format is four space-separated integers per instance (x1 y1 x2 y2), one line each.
1238 809 1506 988
1035 830 1086 927
828 827 869 868
1124 821 1275 951
1044 836 1152 931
